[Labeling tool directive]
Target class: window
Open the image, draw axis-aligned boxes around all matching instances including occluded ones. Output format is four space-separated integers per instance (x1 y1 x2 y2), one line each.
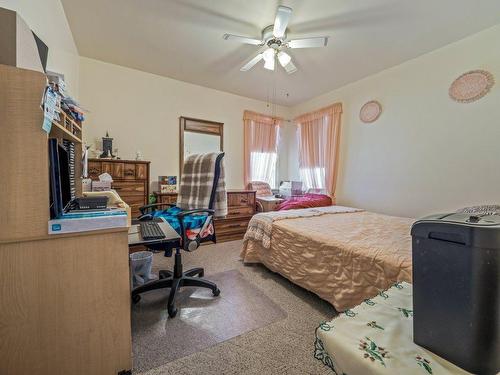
243 110 281 189
250 152 278 189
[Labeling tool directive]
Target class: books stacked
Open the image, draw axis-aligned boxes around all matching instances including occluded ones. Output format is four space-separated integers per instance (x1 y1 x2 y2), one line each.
63 140 76 200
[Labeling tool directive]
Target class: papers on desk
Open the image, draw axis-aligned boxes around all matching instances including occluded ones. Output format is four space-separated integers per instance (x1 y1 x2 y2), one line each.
49 208 128 234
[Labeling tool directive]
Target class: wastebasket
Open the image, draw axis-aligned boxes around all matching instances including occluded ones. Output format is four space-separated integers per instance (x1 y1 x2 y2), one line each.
411 212 500 374
130 251 156 289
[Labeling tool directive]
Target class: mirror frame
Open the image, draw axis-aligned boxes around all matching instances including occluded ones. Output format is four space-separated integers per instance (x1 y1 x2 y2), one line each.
179 116 224 177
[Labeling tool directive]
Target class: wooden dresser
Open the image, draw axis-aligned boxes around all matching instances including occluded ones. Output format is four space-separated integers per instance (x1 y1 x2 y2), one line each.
88 159 150 217
154 189 256 242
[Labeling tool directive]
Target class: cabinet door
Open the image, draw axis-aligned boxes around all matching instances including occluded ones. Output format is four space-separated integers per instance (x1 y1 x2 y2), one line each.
102 162 113 176
112 162 124 179
135 164 148 180
123 163 136 180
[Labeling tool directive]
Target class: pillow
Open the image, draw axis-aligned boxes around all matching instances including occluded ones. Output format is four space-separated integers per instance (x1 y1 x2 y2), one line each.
456 205 500 216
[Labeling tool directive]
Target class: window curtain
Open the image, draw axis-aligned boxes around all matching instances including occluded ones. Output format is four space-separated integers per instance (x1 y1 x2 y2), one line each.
243 110 282 188
295 103 343 197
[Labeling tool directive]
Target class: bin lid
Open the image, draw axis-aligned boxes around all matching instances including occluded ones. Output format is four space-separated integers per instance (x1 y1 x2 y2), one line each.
414 213 500 227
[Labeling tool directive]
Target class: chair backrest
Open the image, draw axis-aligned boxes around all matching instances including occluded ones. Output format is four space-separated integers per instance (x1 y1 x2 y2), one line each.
248 181 273 197
208 153 225 210
177 152 227 217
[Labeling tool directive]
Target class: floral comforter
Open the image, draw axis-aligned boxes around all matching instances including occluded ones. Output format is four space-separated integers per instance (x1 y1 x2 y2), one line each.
314 282 470 374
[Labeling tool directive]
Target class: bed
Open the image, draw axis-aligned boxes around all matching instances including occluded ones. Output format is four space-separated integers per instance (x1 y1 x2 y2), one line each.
248 181 333 211
314 282 470 374
240 206 413 312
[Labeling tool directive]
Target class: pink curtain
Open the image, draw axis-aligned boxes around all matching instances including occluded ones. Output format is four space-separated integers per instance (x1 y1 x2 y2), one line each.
243 110 282 187
295 103 343 198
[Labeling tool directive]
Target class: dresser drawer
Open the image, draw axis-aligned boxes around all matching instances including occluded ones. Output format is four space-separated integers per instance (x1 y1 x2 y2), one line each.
227 206 254 217
215 217 251 235
121 195 147 217
158 194 178 205
135 164 148 180
228 192 254 208
112 181 145 195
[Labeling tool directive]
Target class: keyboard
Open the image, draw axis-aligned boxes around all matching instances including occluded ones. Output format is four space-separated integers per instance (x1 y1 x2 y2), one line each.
140 221 166 240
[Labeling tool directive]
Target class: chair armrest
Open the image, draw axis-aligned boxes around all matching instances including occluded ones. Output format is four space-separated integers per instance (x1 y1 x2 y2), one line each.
139 202 175 215
177 209 215 218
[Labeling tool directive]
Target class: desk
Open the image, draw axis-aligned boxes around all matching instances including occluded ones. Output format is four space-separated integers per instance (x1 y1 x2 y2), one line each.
128 218 180 247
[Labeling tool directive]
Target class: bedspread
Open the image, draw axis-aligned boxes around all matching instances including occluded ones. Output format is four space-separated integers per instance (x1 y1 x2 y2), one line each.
240 210 413 311
314 282 470 374
277 193 332 211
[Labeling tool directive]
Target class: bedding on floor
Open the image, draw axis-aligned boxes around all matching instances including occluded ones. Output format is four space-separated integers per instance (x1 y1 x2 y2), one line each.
314 282 470 374
241 208 413 311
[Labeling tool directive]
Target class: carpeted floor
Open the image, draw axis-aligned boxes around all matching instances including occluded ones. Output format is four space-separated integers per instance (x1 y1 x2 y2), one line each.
134 240 337 375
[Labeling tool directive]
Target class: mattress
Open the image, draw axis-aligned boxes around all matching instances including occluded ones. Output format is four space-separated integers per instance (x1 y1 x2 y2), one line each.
240 210 413 311
314 282 470 374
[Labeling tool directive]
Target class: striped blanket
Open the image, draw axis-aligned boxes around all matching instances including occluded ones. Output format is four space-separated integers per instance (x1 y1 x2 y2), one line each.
177 152 228 217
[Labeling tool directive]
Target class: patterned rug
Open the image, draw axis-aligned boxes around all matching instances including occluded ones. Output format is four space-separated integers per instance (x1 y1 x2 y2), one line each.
131 269 287 373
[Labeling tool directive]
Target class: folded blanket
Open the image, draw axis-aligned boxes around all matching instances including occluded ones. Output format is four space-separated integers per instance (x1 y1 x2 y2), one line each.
178 152 228 217
244 205 363 249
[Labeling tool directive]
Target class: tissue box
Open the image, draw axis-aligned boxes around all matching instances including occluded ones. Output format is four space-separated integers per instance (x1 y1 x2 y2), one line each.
92 181 112 191
279 181 303 197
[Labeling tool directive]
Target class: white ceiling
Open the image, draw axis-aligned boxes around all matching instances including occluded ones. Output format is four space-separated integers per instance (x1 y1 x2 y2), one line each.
62 0 500 106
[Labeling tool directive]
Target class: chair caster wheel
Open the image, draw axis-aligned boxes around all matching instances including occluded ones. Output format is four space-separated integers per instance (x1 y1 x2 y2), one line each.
213 288 220 297
168 307 177 318
132 294 141 304
199 271 204 277
159 270 168 279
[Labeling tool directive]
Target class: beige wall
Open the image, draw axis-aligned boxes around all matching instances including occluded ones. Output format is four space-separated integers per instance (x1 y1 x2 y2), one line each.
291 24 500 218
0 0 80 96
80 57 290 190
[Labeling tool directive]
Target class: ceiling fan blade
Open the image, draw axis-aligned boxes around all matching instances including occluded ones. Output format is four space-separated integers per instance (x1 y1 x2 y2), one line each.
273 5 292 38
223 34 262 45
287 37 328 49
283 59 297 74
240 53 264 71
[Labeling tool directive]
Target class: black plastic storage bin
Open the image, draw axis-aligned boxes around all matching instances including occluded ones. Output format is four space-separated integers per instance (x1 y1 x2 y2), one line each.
411 213 500 374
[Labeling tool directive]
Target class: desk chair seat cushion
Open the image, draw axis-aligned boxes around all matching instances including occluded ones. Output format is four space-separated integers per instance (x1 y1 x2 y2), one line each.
152 206 213 240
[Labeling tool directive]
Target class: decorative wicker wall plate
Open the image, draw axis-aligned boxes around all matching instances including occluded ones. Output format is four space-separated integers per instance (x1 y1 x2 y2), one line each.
449 70 495 103
359 100 382 123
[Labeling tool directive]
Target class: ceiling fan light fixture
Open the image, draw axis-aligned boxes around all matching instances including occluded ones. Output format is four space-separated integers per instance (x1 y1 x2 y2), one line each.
263 57 275 71
263 48 275 62
277 51 291 67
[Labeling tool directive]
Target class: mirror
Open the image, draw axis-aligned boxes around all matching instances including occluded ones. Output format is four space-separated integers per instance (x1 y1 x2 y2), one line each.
179 117 223 175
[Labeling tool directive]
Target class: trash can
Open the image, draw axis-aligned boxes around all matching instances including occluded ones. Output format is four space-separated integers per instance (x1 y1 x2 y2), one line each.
411 213 500 374
129 251 156 289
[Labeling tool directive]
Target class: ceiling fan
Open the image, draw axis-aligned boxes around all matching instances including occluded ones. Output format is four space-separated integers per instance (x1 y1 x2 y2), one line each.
223 5 328 74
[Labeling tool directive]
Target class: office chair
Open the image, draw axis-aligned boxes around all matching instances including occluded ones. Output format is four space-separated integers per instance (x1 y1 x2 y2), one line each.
132 152 226 318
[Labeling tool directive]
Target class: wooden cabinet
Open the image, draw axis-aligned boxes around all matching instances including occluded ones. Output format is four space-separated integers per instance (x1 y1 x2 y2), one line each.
154 190 256 242
216 190 256 242
155 192 179 205
89 159 150 217
0 64 131 374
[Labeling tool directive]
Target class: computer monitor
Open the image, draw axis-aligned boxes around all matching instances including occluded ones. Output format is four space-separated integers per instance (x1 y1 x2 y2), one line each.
48 139 72 218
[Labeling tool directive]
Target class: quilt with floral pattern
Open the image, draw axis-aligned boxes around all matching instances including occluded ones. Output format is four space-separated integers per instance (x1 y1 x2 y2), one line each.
314 282 471 374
